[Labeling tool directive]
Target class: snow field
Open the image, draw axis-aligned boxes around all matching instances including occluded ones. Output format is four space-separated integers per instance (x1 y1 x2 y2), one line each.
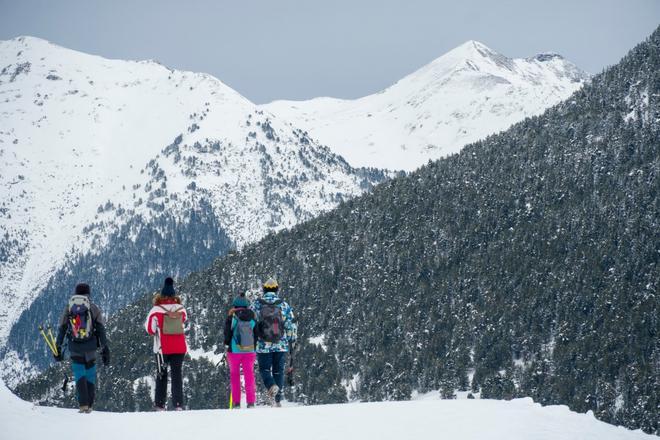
0 382 653 440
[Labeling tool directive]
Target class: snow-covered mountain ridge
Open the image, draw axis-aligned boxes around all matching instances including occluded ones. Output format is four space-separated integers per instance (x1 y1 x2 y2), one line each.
0 37 586 373
262 40 590 171
0 36 387 349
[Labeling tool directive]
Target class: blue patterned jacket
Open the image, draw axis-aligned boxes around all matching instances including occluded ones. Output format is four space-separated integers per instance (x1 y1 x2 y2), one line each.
251 292 297 353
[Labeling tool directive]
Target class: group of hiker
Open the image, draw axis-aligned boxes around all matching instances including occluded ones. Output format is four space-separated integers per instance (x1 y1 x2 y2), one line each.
49 276 297 413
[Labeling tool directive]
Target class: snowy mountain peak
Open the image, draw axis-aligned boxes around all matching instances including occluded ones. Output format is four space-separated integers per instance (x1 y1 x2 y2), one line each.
422 40 515 75
0 36 388 347
443 40 502 61
5 35 51 47
532 52 565 62
0 35 249 106
263 41 589 171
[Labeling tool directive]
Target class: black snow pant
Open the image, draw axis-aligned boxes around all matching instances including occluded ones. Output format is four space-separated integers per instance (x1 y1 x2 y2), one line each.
71 356 96 408
154 353 185 409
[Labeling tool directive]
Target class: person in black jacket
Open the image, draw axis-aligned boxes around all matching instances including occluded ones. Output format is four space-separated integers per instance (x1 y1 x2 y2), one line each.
54 283 110 413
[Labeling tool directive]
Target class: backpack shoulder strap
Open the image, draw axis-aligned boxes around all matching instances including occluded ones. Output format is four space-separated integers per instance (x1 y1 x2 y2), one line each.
231 316 241 341
157 304 184 317
258 298 283 306
157 304 179 311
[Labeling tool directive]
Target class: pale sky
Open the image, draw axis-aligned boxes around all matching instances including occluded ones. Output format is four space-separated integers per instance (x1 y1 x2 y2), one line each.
0 0 658 103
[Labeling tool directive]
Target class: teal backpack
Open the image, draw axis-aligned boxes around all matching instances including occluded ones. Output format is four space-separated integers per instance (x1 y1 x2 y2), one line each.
232 312 255 352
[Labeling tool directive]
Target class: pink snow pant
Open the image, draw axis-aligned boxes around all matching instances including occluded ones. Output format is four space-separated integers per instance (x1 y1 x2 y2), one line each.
227 352 257 406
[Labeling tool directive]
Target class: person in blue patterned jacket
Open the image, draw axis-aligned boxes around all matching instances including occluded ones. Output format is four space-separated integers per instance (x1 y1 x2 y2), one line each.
251 277 297 407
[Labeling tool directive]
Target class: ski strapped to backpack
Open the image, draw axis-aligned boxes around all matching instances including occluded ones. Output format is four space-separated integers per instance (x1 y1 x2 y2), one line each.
157 305 185 335
257 298 285 343
68 295 94 342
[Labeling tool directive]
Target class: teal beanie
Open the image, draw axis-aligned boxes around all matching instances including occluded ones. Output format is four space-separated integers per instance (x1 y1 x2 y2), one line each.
233 295 249 308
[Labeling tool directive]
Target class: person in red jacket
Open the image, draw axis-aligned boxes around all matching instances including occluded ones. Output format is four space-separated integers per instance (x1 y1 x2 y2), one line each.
145 277 187 410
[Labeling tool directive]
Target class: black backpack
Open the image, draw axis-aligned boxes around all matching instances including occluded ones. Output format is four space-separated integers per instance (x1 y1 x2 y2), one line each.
257 298 284 343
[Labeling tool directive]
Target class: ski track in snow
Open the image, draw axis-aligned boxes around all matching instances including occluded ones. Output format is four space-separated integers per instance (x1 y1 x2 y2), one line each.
0 382 653 440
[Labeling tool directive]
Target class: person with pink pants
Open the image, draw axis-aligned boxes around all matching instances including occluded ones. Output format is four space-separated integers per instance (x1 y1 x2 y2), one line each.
224 294 258 408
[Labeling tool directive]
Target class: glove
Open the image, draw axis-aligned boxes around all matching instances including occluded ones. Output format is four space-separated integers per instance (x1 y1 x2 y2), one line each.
101 345 111 366
54 346 63 362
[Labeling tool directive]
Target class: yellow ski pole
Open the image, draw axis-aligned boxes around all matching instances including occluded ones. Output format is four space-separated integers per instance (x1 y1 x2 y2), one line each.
38 325 51 353
45 328 58 355
47 325 59 356
38 325 57 355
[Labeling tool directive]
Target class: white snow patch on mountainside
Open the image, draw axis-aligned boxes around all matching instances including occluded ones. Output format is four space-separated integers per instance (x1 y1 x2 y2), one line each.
0 382 653 440
0 36 385 345
263 40 589 171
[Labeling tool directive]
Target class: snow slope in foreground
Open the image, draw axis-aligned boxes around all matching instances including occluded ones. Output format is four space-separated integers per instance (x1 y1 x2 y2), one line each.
0 384 652 440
